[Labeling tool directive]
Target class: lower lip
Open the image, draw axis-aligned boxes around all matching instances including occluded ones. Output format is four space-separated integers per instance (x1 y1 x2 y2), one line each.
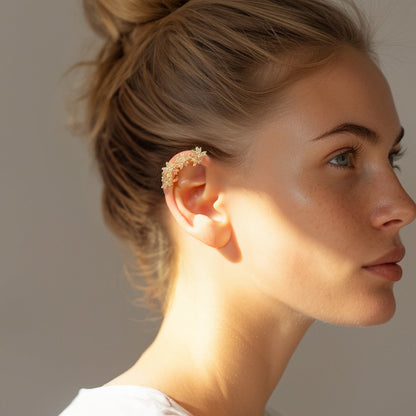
362 264 402 282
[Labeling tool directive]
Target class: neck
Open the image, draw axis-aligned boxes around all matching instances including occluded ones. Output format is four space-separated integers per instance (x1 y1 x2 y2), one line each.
128 264 314 416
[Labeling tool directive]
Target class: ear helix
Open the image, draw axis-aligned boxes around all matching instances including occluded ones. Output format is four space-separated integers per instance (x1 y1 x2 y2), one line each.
161 147 207 190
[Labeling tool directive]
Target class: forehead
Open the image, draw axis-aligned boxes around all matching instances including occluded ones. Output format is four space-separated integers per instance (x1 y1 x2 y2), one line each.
238 47 402 179
275 47 400 137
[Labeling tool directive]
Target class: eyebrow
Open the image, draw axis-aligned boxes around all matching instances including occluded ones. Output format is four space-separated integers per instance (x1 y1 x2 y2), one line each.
311 123 404 147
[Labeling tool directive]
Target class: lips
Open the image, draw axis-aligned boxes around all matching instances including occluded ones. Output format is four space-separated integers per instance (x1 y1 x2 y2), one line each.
363 247 405 268
363 264 403 282
362 247 405 282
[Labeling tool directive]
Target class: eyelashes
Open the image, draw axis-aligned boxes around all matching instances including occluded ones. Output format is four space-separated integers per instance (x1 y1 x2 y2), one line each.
390 147 407 171
329 143 364 170
329 143 407 172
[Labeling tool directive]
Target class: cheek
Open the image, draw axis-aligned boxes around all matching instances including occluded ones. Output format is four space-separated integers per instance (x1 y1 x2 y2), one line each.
243 136 368 256
227 187 396 326
262 172 366 259
228 185 357 280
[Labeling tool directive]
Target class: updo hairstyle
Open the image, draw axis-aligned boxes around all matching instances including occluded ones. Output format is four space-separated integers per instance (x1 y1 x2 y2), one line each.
72 0 372 314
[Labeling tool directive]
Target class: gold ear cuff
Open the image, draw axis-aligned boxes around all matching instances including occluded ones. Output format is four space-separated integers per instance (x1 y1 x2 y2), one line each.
161 147 207 189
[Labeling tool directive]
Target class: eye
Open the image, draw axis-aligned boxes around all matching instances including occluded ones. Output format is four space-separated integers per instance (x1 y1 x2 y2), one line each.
328 144 363 170
328 145 407 171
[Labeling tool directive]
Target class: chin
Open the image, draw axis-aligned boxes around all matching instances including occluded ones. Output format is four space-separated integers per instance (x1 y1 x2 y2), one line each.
351 303 396 327
323 290 397 328
361 288 397 327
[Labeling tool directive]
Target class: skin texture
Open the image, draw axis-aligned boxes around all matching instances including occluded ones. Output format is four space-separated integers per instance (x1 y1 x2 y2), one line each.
226 46 416 327
106 47 416 416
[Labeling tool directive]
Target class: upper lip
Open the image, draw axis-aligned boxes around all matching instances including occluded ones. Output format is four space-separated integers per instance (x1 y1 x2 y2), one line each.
363 247 406 267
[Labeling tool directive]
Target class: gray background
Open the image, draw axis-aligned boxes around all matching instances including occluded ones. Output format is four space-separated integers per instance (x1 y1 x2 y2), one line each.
1 1 416 415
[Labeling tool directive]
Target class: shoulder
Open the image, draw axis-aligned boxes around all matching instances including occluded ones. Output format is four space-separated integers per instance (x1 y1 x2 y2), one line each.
58 385 193 416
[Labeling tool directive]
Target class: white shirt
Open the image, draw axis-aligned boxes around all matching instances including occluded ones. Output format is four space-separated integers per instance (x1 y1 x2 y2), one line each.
58 385 283 416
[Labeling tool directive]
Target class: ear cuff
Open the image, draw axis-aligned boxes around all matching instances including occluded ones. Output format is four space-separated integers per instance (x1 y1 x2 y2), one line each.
161 147 207 190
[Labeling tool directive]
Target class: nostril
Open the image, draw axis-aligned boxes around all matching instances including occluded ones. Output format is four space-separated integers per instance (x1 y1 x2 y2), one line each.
370 193 416 229
382 218 402 228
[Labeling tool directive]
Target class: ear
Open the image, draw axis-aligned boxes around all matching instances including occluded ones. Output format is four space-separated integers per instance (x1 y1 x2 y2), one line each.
163 154 232 248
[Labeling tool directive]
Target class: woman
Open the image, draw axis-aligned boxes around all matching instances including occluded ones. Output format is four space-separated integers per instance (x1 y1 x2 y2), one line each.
59 0 416 415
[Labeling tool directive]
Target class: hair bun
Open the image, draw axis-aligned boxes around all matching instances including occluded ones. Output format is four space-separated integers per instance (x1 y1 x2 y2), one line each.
84 0 190 40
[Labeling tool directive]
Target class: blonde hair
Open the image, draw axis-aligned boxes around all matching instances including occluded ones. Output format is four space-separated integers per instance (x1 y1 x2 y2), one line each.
70 0 373 314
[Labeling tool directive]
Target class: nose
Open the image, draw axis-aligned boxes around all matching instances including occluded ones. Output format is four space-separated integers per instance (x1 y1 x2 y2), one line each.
369 172 416 230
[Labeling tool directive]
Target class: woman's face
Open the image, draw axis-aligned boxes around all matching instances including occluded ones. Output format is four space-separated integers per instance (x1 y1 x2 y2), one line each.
225 47 416 326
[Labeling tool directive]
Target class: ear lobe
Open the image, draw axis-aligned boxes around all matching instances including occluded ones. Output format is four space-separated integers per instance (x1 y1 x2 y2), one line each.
164 158 232 248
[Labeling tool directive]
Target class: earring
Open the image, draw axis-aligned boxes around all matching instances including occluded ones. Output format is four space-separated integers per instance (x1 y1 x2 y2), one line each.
161 147 207 189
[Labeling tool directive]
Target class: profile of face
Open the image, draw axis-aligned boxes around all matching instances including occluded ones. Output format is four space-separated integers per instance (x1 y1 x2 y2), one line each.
223 47 416 327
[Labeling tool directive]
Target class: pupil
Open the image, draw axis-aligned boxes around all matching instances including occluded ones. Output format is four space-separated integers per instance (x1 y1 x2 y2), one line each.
338 154 349 165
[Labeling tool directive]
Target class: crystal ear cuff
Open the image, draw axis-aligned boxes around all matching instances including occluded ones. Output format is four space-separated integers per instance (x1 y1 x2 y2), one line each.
161 147 207 189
